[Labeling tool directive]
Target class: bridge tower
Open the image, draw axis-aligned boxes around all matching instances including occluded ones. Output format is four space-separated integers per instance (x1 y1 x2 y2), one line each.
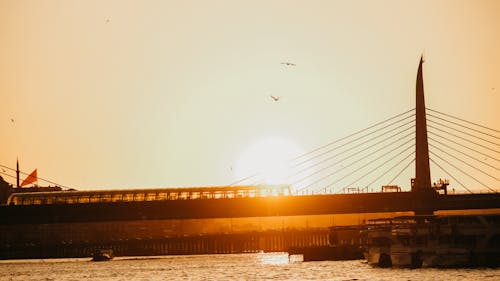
413 56 432 192
412 56 438 215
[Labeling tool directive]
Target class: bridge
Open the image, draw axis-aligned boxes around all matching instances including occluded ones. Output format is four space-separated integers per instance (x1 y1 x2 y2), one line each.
2 192 500 225
1 57 499 225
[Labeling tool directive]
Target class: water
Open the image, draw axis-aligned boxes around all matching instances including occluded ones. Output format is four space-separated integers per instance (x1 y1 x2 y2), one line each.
1 253 499 281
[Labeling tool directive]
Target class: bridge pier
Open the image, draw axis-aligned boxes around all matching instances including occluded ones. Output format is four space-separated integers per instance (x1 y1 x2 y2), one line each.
74 229 324 258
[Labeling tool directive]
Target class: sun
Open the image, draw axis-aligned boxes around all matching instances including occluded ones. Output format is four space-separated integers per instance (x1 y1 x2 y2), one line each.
234 137 305 185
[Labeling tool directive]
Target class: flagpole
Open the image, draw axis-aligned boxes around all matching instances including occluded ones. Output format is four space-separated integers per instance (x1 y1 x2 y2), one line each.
16 159 20 188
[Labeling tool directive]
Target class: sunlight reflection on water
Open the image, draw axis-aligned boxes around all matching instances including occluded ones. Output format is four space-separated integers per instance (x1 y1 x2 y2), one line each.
258 252 303 265
1 253 499 281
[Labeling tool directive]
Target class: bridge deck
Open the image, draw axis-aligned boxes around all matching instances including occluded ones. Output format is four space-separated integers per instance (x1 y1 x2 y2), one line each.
1 192 499 225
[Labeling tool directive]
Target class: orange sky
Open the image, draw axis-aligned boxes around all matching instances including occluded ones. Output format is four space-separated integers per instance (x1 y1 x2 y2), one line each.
1 0 499 191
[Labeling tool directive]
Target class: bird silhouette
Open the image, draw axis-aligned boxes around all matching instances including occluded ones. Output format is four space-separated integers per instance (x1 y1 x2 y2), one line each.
270 95 280 101
280 62 296 66
10 118 14 123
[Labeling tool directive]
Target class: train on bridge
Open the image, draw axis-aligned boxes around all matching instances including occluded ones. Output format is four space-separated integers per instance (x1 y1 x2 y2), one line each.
5 184 291 206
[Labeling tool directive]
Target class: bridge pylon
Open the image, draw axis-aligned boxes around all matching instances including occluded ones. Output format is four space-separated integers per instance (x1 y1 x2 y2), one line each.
412 56 438 215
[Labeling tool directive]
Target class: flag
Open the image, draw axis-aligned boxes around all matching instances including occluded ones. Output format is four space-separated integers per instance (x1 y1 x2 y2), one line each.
21 169 37 186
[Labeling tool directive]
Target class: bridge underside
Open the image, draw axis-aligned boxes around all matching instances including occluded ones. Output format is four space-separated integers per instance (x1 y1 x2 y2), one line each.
1 192 499 225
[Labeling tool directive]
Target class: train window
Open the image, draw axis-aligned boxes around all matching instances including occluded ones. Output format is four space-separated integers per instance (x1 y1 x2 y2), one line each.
226 191 235 199
169 192 178 200
145 193 156 201
190 192 200 199
248 190 256 198
214 191 224 199
179 192 189 200
8 196 19 205
112 194 123 202
202 191 211 199
101 194 112 202
236 190 245 198
156 192 167 200
134 193 145 201
7 197 15 205
123 194 133 201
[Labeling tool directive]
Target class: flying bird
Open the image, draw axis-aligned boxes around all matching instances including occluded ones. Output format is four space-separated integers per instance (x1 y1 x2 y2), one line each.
281 62 296 66
270 95 280 102
10 118 14 123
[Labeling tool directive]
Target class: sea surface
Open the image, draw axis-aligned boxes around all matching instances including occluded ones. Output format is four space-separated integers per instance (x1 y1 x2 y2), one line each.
0 253 499 281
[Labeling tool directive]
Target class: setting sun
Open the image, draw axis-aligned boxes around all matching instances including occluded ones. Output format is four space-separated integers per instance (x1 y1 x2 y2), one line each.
234 137 305 186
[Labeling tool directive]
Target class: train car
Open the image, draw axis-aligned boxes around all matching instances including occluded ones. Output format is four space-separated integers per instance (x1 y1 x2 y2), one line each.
6 185 291 205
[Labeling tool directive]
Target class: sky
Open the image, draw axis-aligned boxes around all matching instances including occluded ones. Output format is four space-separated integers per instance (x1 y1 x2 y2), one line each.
1 0 499 191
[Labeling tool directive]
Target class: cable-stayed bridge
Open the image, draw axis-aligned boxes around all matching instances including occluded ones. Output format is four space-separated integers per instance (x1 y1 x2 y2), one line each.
233 107 499 196
1 58 499 225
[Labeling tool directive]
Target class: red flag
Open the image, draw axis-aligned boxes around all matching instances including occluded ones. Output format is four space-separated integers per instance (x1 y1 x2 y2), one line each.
21 169 37 186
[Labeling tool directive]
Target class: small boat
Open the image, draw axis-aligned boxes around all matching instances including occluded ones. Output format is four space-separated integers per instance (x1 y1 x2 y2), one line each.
91 249 114 261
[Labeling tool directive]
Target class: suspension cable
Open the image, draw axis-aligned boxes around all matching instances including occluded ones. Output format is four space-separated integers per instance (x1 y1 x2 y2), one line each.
338 148 415 193
229 173 260 186
291 109 416 162
427 113 500 141
428 118 500 148
387 158 415 186
304 143 413 194
430 152 496 193
291 121 415 178
430 143 500 182
428 131 500 163
0 171 18 181
0 163 72 189
430 159 473 194
427 124 500 155
427 108 500 135
292 129 414 185
295 134 414 191
292 115 415 168
363 151 415 190
428 136 500 171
